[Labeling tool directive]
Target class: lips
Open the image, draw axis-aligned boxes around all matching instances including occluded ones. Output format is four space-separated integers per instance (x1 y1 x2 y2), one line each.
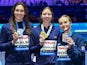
43 17 52 21
15 14 23 19
16 14 22 17
62 26 68 30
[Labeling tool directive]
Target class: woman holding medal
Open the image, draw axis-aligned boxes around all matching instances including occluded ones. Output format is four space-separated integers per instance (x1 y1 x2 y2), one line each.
29 7 60 65
56 15 85 65
0 2 33 65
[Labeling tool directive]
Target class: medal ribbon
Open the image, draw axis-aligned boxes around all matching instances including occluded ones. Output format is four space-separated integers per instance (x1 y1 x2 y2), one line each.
41 24 53 37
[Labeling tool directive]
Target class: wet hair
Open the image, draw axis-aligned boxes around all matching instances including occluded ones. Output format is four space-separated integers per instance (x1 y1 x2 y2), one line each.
39 7 54 23
9 2 30 36
58 15 72 23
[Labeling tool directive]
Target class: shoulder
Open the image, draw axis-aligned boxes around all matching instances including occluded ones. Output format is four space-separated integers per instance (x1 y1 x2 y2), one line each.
52 25 60 34
0 23 11 35
31 25 41 34
53 25 60 30
1 23 10 30
31 25 40 31
73 33 83 39
29 22 33 29
72 32 84 43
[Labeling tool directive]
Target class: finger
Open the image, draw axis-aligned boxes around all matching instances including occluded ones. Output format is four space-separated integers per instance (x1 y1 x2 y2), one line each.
13 34 18 40
14 32 19 36
40 38 44 42
40 34 43 38
66 39 70 43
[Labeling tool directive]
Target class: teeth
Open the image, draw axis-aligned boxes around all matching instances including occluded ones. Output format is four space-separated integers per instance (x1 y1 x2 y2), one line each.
17 15 21 16
17 14 22 16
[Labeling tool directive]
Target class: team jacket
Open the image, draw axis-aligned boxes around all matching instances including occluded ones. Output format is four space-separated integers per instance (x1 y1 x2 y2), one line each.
56 32 85 65
29 24 60 65
0 22 33 65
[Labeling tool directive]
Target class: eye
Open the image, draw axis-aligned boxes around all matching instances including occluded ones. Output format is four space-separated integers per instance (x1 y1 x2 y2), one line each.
48 13 52 15
20 10 24 12
15 9 24 12
15 9 19 12
43 13 46 15
64 21 68 24
59 22 63 25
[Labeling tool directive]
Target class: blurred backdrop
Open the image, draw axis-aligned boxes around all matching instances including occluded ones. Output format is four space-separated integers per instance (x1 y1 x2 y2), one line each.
0 0 87 23
0 0 87 65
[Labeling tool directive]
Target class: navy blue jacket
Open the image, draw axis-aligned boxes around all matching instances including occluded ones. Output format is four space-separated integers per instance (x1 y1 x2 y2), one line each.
0 22 33 65
29 24 60 65
56 32 85 65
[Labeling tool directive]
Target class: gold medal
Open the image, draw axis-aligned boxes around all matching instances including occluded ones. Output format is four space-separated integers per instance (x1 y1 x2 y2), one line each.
40 32 48 39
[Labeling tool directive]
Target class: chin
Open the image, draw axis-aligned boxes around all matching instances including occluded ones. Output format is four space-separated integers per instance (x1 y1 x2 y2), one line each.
17 18 22 20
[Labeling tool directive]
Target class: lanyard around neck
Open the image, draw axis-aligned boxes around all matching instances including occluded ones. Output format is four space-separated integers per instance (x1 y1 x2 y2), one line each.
41 24 53 37
16 21 25 30
16 21 25 36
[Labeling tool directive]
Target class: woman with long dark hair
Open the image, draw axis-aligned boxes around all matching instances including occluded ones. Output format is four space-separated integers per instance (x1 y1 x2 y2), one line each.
0 2 33 65
29 7 60 65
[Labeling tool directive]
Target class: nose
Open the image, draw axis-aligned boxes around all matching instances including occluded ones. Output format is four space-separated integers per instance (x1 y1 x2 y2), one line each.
45 14 49 17
18 11 21 14
62 23 65 26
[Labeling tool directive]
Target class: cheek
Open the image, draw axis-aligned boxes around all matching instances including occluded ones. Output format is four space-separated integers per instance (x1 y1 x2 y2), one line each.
22 13 25 16
49 15 52 18
14 12 18 17
21 14 25 18
14 11 17 14
47 16 52 20
50 16 52 20
66 24 71 28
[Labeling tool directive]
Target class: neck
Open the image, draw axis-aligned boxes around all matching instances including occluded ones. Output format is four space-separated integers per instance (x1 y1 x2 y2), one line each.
15 19 22 22
43 22 51 29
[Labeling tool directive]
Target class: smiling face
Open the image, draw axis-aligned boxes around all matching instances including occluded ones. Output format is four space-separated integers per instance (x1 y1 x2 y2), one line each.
40 7 53 24
58 16 72 32
14 5 25 22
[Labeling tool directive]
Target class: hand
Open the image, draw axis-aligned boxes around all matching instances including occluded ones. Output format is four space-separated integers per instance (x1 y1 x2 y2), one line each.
66 37 74 46
12 32 19 45
39 34 45 46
